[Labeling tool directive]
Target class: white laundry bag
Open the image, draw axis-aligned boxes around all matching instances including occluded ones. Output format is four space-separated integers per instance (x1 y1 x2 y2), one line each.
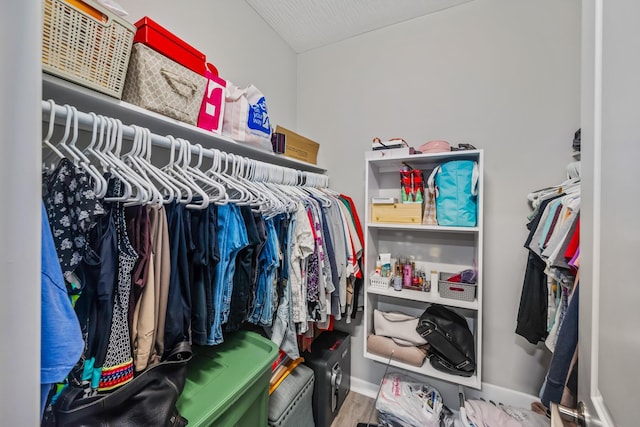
375 372 443 427
221 82 273 151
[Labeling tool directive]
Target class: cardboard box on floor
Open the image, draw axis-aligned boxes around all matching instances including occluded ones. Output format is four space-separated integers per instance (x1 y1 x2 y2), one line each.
274 125 320 164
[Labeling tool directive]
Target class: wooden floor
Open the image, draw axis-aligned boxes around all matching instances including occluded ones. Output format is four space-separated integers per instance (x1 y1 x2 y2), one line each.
331 392 379 427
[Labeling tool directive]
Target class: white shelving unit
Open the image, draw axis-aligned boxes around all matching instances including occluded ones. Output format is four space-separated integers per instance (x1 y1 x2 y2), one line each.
364 149 484 389
42 73 326 174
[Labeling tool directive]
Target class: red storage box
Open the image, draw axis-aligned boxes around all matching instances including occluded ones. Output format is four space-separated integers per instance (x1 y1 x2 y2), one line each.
133 17 206 76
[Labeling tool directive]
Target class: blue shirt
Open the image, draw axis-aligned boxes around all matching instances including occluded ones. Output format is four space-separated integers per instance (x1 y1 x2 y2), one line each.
41 202 84 407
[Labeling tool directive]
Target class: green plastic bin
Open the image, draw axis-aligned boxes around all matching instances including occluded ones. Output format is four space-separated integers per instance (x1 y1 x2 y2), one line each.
177 331 279 427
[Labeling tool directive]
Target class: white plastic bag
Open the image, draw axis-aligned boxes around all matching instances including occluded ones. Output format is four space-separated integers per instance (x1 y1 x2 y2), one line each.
95 0 128 16
221 82 273 151
375 373 443 427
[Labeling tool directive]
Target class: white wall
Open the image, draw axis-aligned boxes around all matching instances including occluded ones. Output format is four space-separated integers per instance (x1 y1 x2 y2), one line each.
117 0 298 130
297 0 581 396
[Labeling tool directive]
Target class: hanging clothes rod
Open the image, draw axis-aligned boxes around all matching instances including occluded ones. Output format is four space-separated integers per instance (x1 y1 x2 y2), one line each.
41 100 329 187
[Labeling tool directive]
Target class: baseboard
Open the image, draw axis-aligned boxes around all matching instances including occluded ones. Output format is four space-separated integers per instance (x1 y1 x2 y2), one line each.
350 376 380 399
349 377 539 409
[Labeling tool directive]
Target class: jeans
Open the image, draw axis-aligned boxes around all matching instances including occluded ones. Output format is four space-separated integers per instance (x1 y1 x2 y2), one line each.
274 213 290 281
164 202 191 355
189 205 218 345
541 285 579 408
248 218 279 326
267 215 299 358
225 206 260 333
207 204 248 345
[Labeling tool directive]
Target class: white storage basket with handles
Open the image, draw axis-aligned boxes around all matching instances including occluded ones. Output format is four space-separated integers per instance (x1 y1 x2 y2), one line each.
438 272 477 302
369 274 392 290
41 0 135 98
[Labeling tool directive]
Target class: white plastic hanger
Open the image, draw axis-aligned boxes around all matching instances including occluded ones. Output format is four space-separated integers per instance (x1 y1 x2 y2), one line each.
249 160 297 217
280 167 311 201
83 114 118 198
267 165 305 215
162 136 210 209
236 157 281 214
179 140 227 205
302 170 333 208
42 99 66 162
189 144 229 205
64 106 107 197
176 138 210 210
241 158 276 212
83 113 108 170
141 127 197 205
162 136 194 205
107 117 156 205
120 125 164 207
121 125 160 203
43 104 106 196
220 152 254 205
527 176 580 209
97 117 135 203
47 104 82 166
229 153 266 207
125 126 180 205
204 149 249 204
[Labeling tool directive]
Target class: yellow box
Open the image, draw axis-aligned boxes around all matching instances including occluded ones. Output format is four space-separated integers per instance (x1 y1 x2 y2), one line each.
275 125 320 164
371 203 422 224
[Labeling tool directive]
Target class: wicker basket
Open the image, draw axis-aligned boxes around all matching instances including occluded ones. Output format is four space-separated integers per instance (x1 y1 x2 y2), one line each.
369 275 392 290
41 0 136 98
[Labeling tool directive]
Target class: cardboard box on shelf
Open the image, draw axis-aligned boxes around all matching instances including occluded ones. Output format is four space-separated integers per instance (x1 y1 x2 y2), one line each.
371 203 423 224
274 125 320 164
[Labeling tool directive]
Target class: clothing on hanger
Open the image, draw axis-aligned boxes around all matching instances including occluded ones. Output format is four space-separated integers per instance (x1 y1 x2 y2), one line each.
40 104 365 417
518 173 580 412
99 179 138 391
40 202 84 417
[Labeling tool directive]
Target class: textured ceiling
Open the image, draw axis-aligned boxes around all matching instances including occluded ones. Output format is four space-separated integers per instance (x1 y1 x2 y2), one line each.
245 0 473 53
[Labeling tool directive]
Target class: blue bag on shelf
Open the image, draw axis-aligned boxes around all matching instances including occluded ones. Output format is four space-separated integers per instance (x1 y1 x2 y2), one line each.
431 160 479 227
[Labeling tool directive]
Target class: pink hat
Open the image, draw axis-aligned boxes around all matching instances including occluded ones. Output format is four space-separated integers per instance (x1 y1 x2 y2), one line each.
418 140 451 153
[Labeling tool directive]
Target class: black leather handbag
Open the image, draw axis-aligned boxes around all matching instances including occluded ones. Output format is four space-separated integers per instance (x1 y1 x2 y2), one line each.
48 341 192 427
415 305 476 377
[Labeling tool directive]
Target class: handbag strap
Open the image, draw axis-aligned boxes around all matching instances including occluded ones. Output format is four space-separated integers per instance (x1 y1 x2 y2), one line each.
166 340 193 362
428 161 479 197
427 165 440 197
471 161 479 196
54 385 90 412
420 323 475 371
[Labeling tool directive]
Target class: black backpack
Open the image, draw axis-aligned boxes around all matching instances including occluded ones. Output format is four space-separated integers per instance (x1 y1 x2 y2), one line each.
415 304 476 377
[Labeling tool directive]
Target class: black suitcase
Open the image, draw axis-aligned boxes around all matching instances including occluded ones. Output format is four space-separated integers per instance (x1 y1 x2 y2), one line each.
302 330 351 427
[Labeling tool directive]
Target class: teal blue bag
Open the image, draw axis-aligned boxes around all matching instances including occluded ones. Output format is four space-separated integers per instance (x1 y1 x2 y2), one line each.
430 160 479 227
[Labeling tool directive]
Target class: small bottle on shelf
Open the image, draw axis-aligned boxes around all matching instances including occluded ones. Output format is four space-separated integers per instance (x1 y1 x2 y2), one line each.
375 256 382 276
403 262 412 287
412 268 420 288
430 270 439 295
393 262 403 291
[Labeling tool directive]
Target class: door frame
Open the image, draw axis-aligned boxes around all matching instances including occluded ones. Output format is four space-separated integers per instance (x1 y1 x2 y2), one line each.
578 1 615 425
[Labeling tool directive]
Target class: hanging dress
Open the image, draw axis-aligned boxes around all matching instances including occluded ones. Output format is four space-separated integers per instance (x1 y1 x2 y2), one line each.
98 179 138 391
